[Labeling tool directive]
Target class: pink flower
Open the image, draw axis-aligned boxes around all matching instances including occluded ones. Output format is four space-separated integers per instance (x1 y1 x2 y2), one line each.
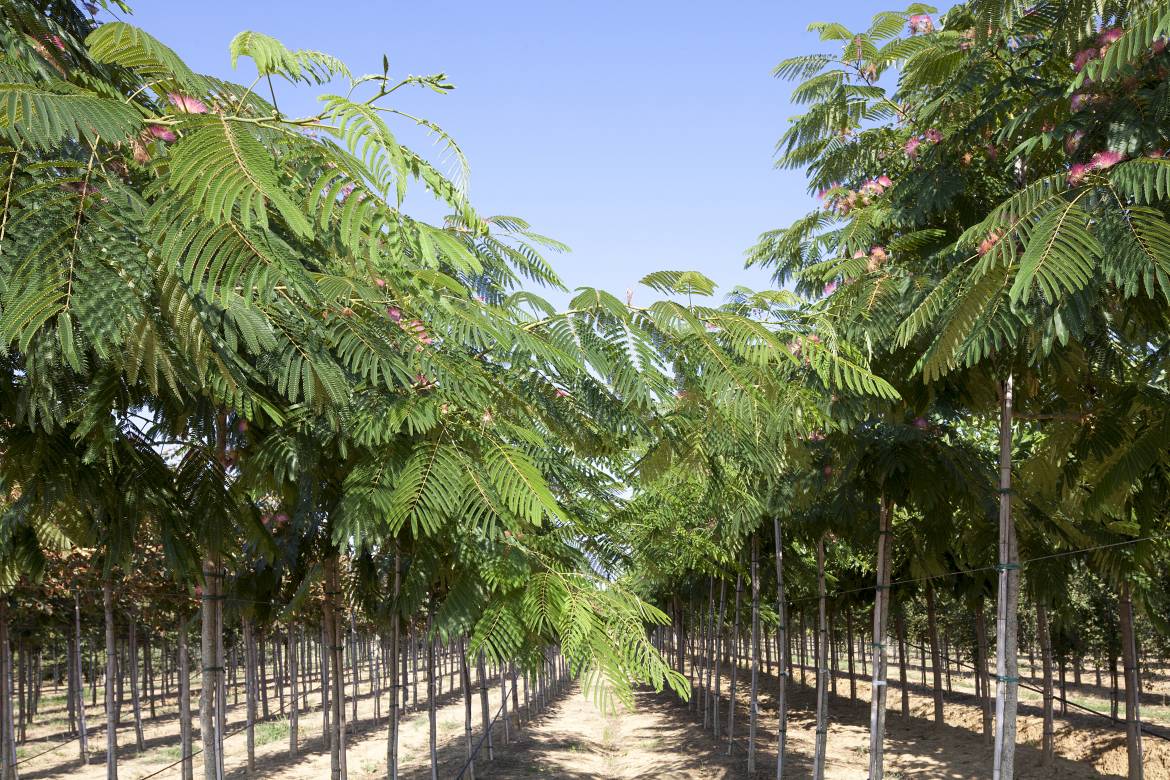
339 183 356 200
1097 28 1123 49
978 229 1003 255
1067 162 1091 185
853 249 867 259
236 419 248 433
822 465 834 477
1154 38 1168 55
1090 149 1125 170
908 14 934 34
147 124 176 142
481 409 493 424
913 417 929 430
823 280 839 296
1064 130 1085 155
168 93 208 114
924 128 942 144
1070 93 1090 112
904 136 922 158
374 278 386 288
876 175 893 188
386 307 402 322
1149 150 1165 158
1073 48 1099 72
47 35 65 51
554 389 570 398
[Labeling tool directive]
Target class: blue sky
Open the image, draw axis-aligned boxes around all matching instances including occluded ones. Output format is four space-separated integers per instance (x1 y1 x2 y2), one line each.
118 1 907 308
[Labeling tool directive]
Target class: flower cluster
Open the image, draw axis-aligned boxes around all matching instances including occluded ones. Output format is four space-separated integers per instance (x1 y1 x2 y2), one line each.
852 245 889 271
1068 149 1125 185
821 175 892 215
168 93 208 114
905 129 942 159
908 14 934 34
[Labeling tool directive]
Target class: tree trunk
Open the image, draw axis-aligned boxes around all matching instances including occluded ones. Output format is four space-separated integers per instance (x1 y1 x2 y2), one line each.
713 577 726 739
0 598 16 780
867 498 892 780
772 516 789 780
324 554 347 780
992 373 1020 780
703 577 715 731
259 634 269 719
975 602 993 743
747 534 760 774
102 578 118 780
460 639 475 780
846 609 856 702
127 618 144 752
1111 653 1120 722
727 572 741 755
387 552 401 780
1036 600 1054 766
244 620 257 772
178 617 193 780
288 627 299 757
199 561 221 780
1119 582 1144 780
477 653 493 761
426 611 437 780
75 593 89 766
895 611 909 720
813 535 829 780
321 625 330 751
926 585 944 727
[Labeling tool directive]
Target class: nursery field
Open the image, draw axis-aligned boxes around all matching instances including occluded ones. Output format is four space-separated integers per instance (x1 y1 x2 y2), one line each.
4 1 1170 779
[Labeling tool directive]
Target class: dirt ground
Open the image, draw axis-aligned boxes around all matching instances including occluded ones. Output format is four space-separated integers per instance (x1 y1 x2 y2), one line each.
13 655 1170 779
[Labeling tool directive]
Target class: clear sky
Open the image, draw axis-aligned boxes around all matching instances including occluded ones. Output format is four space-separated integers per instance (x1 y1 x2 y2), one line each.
116 1 902 308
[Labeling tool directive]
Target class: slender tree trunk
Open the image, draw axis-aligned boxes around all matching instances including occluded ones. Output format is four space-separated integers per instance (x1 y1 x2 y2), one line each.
321 625 330 750
477 653 493 761
846 609 856 702
975 602 993 743
259 634 269 719
772 517 789 779
127 618 144 752
813 535 829 780
324 554 347 780
748 534 760 774
1111 653 1120 722
387 552 401 780
244 620 257 772
703 577 715 731
727 572 742 755
867 498 892 780
426 610 437 780
1119 582 1144 780
500 659 511 744
349 617 359 725
0 598 16 780
713 577 726 739
198 560 224 780
102 578 118 780
75 593 89 766
178 617 193 780
1036 600 1054 766
895 611 909 720
460 639 475 780
289 627 299 758
926 585 944 727
992 374 1020 780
